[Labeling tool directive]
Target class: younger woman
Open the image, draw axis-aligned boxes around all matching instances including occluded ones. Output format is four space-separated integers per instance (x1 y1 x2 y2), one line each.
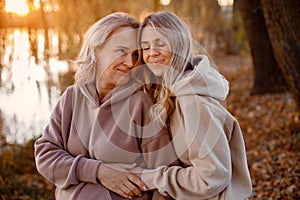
135 11 252 199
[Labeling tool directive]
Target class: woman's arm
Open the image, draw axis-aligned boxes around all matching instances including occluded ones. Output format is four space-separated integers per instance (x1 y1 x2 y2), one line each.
35 86 148 199
34 86 101 189
140 101 233 199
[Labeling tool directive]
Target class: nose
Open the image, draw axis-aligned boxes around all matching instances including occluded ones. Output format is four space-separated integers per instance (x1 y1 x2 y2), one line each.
149 47 160 56
123 54 135 68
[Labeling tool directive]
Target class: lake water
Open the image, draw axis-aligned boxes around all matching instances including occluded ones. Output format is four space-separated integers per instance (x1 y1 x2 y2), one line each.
0 28 69 143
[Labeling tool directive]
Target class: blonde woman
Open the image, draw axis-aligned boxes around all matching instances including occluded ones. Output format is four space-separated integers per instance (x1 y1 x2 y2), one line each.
132 11 252 199
34 12 178 200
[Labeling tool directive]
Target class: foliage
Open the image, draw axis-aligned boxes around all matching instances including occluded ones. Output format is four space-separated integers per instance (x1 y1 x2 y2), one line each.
215 54 300 199
0 138 55 199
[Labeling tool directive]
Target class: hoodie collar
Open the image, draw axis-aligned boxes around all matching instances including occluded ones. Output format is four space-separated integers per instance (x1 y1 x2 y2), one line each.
170 55 229 101
79 79 143 108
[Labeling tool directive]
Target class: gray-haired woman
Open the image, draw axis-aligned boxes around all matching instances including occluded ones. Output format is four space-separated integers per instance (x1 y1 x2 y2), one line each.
34 12 178 200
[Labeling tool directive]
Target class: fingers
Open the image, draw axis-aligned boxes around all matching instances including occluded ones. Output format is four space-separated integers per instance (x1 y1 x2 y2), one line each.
116 188 132 199
123 179 142 197
97 163 147 198
115 174 146 198
127 173 147 191
119 184 135 199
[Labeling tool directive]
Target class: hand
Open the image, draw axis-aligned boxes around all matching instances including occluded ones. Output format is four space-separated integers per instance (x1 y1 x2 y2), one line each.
129 166 144 179
97 163 147 199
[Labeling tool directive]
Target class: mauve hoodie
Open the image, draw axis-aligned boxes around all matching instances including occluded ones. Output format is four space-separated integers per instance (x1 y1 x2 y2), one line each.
141 55 252 199
34 79 178 200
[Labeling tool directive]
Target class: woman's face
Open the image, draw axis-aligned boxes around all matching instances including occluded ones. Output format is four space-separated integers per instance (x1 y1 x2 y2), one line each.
95 26 138 88
140 24 172 76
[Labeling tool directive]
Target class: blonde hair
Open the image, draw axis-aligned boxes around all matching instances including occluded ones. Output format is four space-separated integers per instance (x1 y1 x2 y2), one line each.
74 12 139 86
138 11 193 126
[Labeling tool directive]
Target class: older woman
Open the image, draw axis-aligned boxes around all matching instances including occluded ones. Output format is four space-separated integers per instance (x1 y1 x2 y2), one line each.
133 11 253 199
34 12 177 200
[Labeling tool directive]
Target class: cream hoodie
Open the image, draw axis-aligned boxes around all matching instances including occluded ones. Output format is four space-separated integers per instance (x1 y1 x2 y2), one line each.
141 55 252 199
34 80 178 200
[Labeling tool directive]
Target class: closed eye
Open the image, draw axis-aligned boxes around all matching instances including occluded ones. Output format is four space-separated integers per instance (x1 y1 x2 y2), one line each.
157 41 166 48
141 45 150 50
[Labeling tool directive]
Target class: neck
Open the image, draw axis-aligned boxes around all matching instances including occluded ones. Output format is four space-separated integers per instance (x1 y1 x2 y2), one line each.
96 81 115 102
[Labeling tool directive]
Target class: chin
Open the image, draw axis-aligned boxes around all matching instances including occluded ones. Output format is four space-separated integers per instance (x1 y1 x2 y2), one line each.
151 70 164 77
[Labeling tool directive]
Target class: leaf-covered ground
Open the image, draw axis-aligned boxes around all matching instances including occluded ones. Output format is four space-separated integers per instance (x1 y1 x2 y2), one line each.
215 54 300 199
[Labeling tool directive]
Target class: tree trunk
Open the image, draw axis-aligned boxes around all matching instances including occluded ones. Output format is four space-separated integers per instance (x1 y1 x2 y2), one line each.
261 0 300 109
235 0 287 95
284 0 300 46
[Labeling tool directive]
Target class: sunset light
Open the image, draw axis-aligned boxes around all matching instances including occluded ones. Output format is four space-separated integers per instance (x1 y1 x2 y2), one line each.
5 0 29 16
218 0 234 6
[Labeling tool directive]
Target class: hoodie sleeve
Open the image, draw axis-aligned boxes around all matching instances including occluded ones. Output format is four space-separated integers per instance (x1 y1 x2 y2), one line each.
34 86 101 189
141 100 233 199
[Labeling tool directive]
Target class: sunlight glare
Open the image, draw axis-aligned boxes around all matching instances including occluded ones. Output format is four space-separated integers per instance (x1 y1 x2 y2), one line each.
160 0 171 6
5 0 29 16
218 0 234 6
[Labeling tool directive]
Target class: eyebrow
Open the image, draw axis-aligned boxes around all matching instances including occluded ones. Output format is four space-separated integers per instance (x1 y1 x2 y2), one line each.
141 38 164 44
115 45 130 50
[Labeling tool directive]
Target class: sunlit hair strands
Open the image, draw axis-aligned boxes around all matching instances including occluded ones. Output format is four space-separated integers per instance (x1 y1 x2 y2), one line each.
74 12 139 86
137 11 193 126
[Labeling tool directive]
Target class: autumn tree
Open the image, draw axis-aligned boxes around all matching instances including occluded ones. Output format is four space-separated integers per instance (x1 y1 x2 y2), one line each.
260 0 300 108
235 0 287 95
236 0 300 109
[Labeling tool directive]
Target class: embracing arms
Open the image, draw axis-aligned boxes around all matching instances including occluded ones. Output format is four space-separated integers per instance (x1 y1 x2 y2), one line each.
140 101 252 199
34 86 146 198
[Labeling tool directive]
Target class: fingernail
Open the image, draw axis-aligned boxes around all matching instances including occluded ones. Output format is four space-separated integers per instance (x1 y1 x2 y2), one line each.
143 186 147 190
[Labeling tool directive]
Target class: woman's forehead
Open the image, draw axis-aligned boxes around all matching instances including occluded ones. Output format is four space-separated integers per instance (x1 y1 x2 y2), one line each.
141 26 169 42
105 27 138 49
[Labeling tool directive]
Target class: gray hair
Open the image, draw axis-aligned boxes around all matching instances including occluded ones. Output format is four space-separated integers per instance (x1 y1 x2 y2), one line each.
74 12 139 86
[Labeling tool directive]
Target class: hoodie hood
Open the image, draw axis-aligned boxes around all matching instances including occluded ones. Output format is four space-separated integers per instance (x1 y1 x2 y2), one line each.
170 55 229 101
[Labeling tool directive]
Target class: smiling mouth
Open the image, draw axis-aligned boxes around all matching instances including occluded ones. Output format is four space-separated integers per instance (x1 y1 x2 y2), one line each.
116 68 129 73
150 60 165 65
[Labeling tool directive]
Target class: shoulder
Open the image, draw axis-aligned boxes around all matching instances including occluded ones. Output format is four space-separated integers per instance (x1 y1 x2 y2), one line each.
130 90 154 107
60 85 75 98
55 85 77 111
178 95 233 126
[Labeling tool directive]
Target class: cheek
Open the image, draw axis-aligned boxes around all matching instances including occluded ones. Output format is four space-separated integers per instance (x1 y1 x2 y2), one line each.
142 52 148 62
109 58 123 69
164 52 172 64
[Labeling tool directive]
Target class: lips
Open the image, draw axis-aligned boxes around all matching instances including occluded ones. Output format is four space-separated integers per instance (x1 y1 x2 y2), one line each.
149 59 165 65
116 68 129 73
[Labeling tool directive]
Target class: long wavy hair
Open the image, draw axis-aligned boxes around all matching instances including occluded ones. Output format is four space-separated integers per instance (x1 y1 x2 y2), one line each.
74 12 139 86
136 11 193 126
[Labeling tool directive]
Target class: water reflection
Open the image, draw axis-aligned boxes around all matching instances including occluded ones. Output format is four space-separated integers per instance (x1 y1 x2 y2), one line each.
0 28 69 143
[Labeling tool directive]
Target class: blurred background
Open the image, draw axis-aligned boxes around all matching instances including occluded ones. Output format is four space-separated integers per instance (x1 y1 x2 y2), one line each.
0 0 299 199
